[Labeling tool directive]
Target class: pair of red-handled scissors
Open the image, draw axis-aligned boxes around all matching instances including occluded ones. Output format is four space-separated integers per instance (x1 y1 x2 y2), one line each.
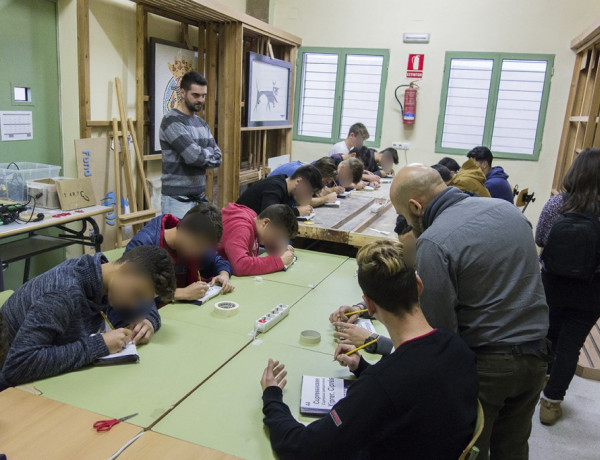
93 413 138 432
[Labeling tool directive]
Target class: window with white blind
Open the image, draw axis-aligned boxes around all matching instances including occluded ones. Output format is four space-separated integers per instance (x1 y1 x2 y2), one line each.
294 48 389 146
436 52 554 160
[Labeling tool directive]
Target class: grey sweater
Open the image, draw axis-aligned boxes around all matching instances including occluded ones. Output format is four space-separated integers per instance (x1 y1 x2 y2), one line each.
0 253 160 390
160 109 222 197
416 187 548 349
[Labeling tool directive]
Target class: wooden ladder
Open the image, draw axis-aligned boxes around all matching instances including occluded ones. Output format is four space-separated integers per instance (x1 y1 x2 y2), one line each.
110 77 156 247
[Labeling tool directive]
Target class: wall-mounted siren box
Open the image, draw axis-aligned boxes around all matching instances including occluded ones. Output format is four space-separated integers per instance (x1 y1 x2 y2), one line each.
403 33 430 44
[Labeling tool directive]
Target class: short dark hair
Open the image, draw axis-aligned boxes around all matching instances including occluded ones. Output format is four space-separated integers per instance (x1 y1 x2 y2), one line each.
178 203 223 244
344 158 364 183
357 240 418 315
430 164 453 183
355 146 373 167
394 215 412 236
180 71 208 91
258 204 299 239
290 165 323 192
467 146 493 167
438 157 461 173
380 147 399 165
313 157 337 182
348 122 369 139
0 311 8 370
116 246 176 301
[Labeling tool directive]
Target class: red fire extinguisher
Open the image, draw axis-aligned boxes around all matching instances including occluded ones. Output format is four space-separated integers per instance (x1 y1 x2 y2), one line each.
395 82 419 125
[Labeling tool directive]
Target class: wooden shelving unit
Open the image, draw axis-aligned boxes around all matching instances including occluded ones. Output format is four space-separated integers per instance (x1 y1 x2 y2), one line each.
128 0 302 207
553 19 600 190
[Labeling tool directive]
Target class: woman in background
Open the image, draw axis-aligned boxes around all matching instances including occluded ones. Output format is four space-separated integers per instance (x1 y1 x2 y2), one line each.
535 148 600 426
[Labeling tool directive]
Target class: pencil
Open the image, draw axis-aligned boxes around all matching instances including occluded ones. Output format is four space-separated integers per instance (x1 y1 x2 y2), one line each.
198 270 202 282
345 338 378 356
344 309 368 317
100 311 115 331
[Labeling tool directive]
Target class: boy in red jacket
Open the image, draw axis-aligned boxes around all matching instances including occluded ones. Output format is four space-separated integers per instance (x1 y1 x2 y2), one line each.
218 204 298 276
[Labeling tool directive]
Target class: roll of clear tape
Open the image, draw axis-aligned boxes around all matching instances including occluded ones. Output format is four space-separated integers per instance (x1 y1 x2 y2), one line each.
214 301 239 317
300 330 321 344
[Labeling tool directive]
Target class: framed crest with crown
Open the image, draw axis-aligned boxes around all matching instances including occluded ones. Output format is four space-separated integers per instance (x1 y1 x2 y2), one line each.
150 38 198 154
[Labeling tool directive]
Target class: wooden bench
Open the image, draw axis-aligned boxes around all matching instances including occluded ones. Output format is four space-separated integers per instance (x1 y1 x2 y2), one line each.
576 320 600 381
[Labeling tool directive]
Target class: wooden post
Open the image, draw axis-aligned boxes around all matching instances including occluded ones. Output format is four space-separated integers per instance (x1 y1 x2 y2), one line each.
77 0 91 138
217 23 243 207
111 118 123 247
115 78 138 214
135 5 147 208
205 23 219 204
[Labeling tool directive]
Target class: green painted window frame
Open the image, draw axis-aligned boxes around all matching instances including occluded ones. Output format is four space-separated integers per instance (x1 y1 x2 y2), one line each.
293 47 390 148
435 51 554 161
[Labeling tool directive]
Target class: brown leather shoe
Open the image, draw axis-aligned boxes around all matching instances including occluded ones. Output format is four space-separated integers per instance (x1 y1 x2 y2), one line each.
540 398 562 425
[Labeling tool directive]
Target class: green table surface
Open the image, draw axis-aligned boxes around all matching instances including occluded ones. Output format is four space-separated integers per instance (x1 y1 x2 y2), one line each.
152 340 358 460
260 258 388 355
160 277 311 336
32 318 251 428
258 248 348 288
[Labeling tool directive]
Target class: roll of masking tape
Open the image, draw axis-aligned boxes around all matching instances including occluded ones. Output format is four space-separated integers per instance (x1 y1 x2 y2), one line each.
300 330 321 345
214 301 239 317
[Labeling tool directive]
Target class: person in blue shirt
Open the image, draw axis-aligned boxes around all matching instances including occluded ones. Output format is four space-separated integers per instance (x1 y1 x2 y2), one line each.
126 203 233 303
467 146 514 203
269 157 364 206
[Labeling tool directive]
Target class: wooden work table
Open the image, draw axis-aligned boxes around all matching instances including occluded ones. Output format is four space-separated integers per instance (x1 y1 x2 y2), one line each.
297 181 397 247
0 388 142 459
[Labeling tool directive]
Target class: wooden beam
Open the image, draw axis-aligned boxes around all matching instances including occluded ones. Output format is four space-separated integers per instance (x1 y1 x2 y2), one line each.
131 0 302 45
216 23 243 206
77 0 91 138
553 51 584 190
135 5 148 208
115 78 138 213
571 18 600 52
205 23 218 203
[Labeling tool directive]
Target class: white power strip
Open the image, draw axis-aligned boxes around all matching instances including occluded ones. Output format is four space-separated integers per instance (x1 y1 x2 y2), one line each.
254 304 290 333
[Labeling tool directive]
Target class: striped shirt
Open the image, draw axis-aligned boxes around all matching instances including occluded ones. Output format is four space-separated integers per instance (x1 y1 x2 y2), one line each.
160 109 222 197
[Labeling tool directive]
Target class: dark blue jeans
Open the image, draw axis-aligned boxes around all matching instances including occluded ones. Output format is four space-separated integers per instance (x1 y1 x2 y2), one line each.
542 272 600 400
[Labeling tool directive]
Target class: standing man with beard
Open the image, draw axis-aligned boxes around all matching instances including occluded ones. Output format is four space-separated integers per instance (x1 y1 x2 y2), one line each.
159 71 222 218
390 165 549 460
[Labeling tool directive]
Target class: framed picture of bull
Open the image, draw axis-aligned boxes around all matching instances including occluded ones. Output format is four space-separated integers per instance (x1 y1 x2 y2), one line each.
246 52 292 127
150 38 199 154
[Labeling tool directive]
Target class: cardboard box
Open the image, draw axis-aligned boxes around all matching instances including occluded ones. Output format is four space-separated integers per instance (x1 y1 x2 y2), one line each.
55 178 97 210
27 178 61 209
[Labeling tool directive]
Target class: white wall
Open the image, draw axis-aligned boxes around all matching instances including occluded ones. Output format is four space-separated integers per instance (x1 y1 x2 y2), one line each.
272 0 600 224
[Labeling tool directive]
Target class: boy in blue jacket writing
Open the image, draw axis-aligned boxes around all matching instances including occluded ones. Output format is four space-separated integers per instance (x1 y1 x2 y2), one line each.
0 246 176 390
126 203 233 302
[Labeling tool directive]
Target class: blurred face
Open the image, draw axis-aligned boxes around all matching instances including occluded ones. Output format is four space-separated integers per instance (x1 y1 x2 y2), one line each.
180 83 207 113
176 228 213 258
348 133 366 149
256 219 289 255
337 164 354 188
380 154 394 174
473 159 490 175
392 199 425 237
106 265 156 310
292 178 317 205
